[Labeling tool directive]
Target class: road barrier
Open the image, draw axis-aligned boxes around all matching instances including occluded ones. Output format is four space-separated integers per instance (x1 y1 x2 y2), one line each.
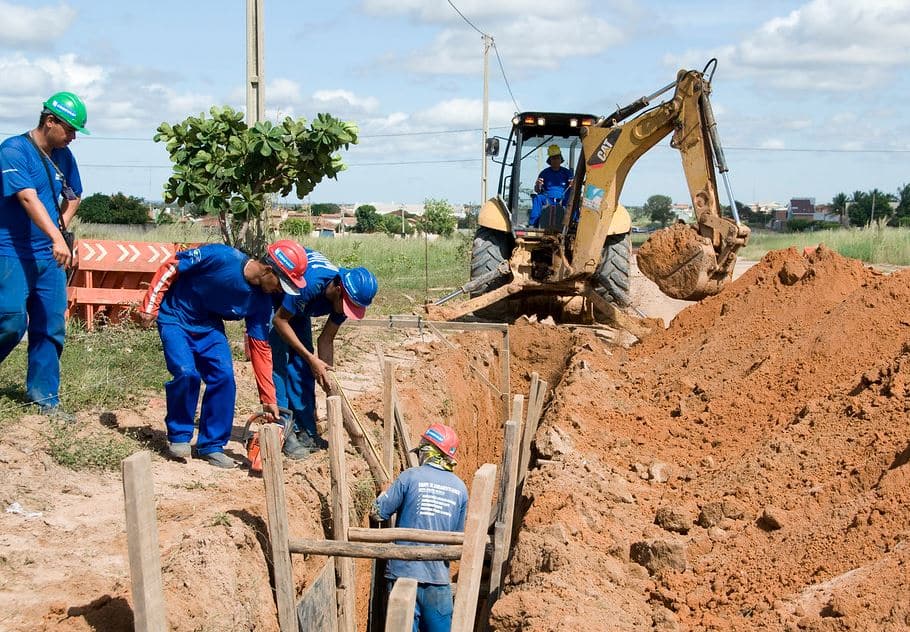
68 239 178 330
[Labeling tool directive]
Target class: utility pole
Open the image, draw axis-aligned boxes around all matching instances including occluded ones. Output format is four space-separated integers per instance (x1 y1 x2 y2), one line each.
246 0 265 126
481 34 492 203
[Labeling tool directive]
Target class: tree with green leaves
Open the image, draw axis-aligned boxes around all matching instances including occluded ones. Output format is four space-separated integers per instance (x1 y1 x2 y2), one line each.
310 202 341 216
644 194 674 227
79 192 148 224
281 218 312 236
379 211 413 236
154 106 357 254
354 204 381 233
831 192 848 225
420 198 457 237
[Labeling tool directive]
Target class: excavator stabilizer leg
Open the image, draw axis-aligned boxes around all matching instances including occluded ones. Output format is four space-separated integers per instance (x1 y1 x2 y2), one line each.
636 223 733 301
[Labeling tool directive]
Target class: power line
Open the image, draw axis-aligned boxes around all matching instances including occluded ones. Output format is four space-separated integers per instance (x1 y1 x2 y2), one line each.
492 41 520 112
447 0 487 36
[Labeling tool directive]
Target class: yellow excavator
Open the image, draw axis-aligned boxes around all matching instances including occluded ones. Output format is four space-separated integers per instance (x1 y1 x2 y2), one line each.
426 60 750 322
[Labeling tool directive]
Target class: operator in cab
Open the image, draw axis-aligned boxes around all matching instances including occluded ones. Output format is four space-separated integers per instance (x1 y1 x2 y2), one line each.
530 144 573 227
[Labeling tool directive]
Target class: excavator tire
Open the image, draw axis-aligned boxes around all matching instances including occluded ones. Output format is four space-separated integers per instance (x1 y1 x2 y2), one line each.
593 232 632 308
470 227 514 320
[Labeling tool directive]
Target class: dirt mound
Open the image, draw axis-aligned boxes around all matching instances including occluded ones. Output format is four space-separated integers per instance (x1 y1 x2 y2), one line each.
489 247 910 631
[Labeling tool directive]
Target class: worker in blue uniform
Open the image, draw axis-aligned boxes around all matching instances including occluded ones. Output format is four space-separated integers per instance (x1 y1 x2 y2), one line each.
529 144 573 228
140 240 308 468
0 91 88 420
270 249 378 459
372 423 468 632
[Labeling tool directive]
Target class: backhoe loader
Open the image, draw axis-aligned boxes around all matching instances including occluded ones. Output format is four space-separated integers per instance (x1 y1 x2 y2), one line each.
426 60 750 322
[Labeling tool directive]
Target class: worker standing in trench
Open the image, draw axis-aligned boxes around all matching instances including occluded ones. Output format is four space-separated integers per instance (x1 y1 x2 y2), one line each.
139 240 308 468
269 248 377 459
372 423 468 632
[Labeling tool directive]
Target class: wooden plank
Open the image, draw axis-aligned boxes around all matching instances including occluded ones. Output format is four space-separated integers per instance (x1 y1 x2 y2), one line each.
121 451 167 632
348 527 491 546
328 396 357 632
518 376 548 490
488 418 522 603
500 329 511 423
297 559 338 632
451 463 497 632
260 425 297 632
289 539 464 560
384 578 418 632
382 359 396 475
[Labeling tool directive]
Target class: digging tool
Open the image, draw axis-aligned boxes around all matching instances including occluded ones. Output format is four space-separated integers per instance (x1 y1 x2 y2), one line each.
243 406 291 473
328 373 392 487
431 260 511 307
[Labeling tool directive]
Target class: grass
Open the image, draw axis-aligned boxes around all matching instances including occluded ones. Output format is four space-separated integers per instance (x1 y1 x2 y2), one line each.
740 225 910 266
44 420 145 471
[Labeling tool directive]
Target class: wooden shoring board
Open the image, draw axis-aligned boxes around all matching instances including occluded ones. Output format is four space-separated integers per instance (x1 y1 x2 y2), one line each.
121 451 167 632
517 373 548 492
488 417 521 595
348 527 468 545
392 385 418 469
328 396 356 632
260 425 297 632
451 463 497 632
384 578 418 632
297 559 338 632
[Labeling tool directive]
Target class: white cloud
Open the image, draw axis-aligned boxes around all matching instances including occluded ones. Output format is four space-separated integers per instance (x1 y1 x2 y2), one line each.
0 1 76 48
760 138 786 149
668 0 910 92
313 89 380 113
412 98 515 128
362 0 591 23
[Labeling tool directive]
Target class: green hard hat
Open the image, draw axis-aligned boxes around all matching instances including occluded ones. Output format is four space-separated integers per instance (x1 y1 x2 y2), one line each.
43 91 90 135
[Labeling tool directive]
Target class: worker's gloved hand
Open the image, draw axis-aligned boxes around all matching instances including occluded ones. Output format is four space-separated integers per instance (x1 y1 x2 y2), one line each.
138 311 157 328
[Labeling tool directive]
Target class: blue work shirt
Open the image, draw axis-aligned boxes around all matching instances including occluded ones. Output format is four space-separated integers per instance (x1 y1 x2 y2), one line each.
375 464 468 584
0 134 82 260
537 165 572 194
157 244 273 340
280 249 346 325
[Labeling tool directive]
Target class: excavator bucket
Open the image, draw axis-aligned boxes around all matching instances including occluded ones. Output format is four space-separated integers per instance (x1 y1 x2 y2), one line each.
636 223 733 301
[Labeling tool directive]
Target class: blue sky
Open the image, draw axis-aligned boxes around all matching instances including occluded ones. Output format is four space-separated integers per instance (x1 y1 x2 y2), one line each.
1 0 908 208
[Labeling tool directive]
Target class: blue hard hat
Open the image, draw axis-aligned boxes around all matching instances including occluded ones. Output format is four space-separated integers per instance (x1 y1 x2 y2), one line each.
339 267 378 319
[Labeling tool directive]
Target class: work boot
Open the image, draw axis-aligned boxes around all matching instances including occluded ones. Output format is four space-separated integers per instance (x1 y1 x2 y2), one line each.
38 404 75 424
202 451 238 469
282 429 314 460
167 442 192 459
303 433 328 451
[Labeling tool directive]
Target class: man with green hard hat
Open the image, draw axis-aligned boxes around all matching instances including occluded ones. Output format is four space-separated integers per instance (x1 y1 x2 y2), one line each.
0 91 89 420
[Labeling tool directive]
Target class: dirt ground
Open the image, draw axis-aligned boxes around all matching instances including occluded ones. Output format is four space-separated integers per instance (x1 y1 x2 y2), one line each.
1 248 908 631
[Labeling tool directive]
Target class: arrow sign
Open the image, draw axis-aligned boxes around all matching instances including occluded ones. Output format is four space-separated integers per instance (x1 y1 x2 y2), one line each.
128 244 140 262
117 244 129 262
82 242 96 261
96 243 107 261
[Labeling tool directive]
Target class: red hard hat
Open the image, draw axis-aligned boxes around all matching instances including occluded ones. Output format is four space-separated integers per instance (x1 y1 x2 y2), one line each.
265 240 308 295
420 423 459 463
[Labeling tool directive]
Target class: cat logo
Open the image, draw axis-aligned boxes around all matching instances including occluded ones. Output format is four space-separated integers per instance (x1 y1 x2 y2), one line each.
587 128 622 170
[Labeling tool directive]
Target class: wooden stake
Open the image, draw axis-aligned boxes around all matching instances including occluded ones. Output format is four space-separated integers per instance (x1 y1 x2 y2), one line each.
518 376 548 491
121 451 166 632
384 578 418 632
382 359 396 474
392 386 418 469
488 417 521 596
260 425 296 632
451 463 497 632
349 527 468 545
328 396 356 632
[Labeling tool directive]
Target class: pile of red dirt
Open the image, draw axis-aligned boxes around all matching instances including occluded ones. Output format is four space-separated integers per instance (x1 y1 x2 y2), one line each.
486 246 910 631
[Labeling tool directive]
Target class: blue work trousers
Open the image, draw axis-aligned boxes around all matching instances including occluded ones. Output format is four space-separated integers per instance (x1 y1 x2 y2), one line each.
387 580 453 632
0 256 67 406
270 314 318 437
157 323 236 455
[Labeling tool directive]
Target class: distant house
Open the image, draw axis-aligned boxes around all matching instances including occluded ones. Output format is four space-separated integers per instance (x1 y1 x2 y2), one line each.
788 197 816 221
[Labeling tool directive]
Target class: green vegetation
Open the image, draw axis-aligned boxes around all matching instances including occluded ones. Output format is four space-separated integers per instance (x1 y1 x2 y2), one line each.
72 219 218 244
420 198 457 237
644 194 674 227
44 420 144 471
741 225 910 266
155 106 357 253
79 192 149 224
281 217 312 236
310 202 341 216
354 204 381 233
